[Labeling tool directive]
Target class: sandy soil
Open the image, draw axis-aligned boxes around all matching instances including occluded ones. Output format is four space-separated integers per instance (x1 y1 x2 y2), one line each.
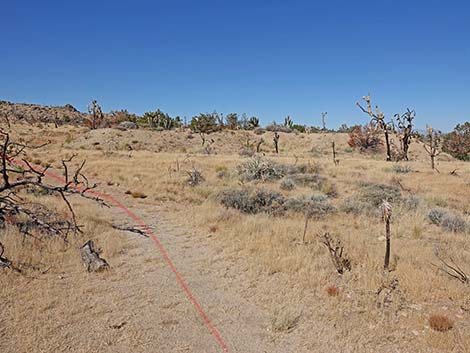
1 189 300 353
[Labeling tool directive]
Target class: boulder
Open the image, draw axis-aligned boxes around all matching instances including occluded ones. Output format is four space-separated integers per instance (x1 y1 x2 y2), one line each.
116 121 138 130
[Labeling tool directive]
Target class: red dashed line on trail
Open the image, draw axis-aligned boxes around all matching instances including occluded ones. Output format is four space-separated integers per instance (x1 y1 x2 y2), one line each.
9 157 230 353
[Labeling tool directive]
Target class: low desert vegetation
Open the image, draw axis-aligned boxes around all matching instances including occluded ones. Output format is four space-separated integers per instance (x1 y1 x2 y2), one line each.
2 97 470 352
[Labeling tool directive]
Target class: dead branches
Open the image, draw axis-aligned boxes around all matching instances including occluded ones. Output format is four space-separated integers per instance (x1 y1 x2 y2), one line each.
111 224 149 238
0 121 106 270
432 251 468 284
318 232 351 274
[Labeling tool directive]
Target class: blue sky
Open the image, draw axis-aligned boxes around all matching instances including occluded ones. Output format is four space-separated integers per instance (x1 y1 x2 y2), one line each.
1 0 469 130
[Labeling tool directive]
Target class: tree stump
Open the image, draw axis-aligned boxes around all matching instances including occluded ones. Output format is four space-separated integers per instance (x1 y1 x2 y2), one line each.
0 242 11 269
80 240 109 272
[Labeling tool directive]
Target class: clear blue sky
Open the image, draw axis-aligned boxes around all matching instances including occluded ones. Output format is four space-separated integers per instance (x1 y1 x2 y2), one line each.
1 0 469 130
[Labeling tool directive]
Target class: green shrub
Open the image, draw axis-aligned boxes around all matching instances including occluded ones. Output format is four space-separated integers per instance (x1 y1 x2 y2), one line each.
428 208 467 232
356 183 402 208
219 188 335 217
284 194 335 216
341 183 403 215
280 178 295 191
220 188 285 215
428 208 449 225
189 112 220 133
391 164 412 174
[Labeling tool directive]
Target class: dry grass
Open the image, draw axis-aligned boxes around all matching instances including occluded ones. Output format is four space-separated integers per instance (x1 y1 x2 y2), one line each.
3 121 470 352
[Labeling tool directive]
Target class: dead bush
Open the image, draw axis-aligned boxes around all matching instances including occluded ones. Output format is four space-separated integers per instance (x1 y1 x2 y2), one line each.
348 124 382 152
187 168 204 187
326 286 339 297
429 314 453 332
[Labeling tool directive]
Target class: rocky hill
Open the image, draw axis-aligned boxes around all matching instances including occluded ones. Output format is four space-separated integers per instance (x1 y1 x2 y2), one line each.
0 100 87 124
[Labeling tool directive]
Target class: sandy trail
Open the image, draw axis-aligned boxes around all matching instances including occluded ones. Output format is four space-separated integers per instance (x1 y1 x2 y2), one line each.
2 192 296 353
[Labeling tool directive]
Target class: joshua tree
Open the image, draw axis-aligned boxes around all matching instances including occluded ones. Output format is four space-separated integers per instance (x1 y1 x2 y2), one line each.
143 109 177 130
247 116 260 130
394 109 415 160
423 125 442 171
284 116 293 129
357 95 393 161
214 111 224 128
381 200 392 270
273 132 280 154
321 112 327 130
86 99 104 129
190 113 219 135
226 113 239 130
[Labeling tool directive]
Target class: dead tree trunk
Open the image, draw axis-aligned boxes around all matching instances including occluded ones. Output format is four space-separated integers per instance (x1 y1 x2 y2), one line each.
80 240 109 272
384 130 392 161
273 132 279 154
0 242 11 269
381 201 392 271
256 138 264 153
331 141 339 166
199 132 206 146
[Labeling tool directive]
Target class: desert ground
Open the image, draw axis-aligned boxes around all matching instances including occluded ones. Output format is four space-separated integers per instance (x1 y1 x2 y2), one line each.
1 119 470 353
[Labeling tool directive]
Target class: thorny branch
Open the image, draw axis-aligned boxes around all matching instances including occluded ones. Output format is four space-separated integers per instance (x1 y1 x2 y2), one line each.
0 117 107 269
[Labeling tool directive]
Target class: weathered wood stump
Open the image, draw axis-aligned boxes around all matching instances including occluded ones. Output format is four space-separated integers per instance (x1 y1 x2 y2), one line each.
0 242 11 269
80 240 109 272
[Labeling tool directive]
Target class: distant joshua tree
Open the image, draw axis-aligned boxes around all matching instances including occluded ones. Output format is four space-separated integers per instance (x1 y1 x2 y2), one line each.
356 95 393 161
247 116 260 130
394 108 415 161
86 99 104 129
321 112 327 130
284 116 293 129
423 125 442 171
225 113 239 130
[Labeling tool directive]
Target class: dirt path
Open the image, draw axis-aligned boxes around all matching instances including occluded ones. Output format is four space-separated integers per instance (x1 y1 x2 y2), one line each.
1 192 303 353
99 196 297 353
